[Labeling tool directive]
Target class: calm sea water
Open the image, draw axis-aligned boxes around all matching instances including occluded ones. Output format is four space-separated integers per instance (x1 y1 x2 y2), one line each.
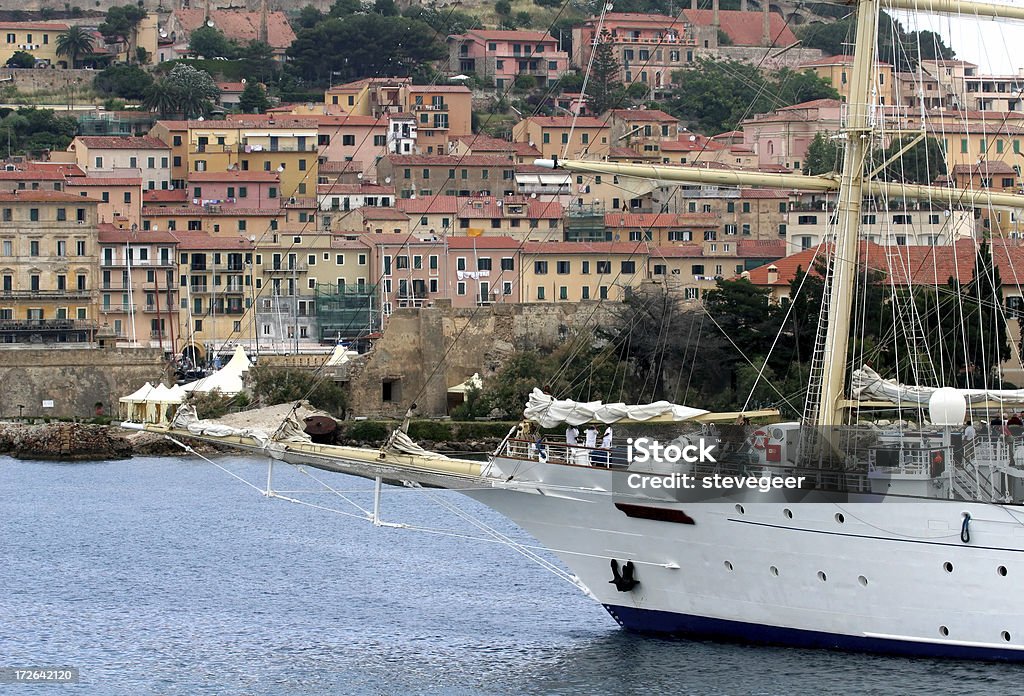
1 455 1020 695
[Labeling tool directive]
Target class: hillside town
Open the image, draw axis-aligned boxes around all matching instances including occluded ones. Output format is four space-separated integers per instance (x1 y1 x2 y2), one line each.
0 0 1021 416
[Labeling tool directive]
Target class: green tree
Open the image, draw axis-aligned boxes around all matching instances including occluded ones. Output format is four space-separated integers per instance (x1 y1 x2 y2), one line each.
803 131 843 175
5 51 35 68
238 81 270 113
189 25 237 59
589 29 621 115
249 367 347 417
873 135 946 184
402 6 481 35
99 4 147 62
143 64 219 117
94 63 154 100
55 25 95 68
0 107 79 156
495 0 511 16
797 11 954 71
373 0 398 15
329 0 361 16
238 41 278 82
287 15 445 83
297 4 324 28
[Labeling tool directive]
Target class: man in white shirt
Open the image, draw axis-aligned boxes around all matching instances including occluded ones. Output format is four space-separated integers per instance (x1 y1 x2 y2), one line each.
565 425 579 464
584 425 598 465
600 426 613 466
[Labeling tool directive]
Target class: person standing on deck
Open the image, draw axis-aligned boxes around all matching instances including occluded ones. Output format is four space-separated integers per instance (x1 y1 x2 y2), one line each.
601 426 613 466
565 425 579 464
584 424 598 465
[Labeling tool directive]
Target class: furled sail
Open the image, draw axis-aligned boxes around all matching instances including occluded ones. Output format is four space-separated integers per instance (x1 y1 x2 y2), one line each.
524 388 709 428
851 366 1024 406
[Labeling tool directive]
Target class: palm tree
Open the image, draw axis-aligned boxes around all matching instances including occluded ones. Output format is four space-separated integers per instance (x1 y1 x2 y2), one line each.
141 78 180 117
56 26 95 69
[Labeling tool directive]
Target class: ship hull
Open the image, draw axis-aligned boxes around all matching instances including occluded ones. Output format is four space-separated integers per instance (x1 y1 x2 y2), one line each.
466 458 1024 661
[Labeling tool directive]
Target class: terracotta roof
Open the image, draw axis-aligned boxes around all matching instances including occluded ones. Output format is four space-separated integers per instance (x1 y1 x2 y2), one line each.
217 82 247 92
457 29 558 43
319 161 365 173
99 227 178 244
143 189 189 203
171 9 296 50
223 115 318 129
0 170 66 181
522 241 645 255
315 114 388 127
739 188 790 198
360 208 410 220
683 9 798 46
520 116 608 129
446 236 524 250
152 120 190 131
660 134 725 152
778 99 843 111
188 170 280 182
21 162 85 176
0 21 68 30
385 155 515 167
608 109 679 122
951 162 1017 176
0 190 94 202
736 239 787 257
451 134 538 155
648 244 703 258
744 239 1024 287
171 231 257 250
317 183 395 195
69 177 143 186
609 146 641 158
73 136 169 150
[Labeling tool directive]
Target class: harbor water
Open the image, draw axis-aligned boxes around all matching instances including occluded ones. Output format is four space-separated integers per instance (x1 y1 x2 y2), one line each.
1 455 1019 695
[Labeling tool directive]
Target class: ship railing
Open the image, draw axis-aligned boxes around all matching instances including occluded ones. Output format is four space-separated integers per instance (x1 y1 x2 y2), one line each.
500 437 624 468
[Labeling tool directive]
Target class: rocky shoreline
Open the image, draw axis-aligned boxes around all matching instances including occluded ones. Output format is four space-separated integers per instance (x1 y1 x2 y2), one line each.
0 420 502 461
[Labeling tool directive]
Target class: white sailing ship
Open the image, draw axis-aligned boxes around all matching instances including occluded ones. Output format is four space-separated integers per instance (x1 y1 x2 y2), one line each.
124 0 1024 660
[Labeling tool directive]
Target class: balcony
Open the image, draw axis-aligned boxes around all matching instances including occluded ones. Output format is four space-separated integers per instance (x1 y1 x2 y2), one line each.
2 289 91 299
101 304 136 313
100 258 176 268
266 263 309 274
238 143 318 153
411 103 448 111
0 319 98 333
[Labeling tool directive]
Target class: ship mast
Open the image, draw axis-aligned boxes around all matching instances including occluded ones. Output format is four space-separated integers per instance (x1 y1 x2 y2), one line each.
536 0 1024 425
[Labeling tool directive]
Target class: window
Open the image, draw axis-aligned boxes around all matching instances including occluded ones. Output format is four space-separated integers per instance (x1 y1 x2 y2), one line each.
797 215 818 225
30 240 39 256
29 208 38 222
621 261 636 274
596 261 611 274
691 264 705 275
57 208 67 221
537 287 545 300
342 135 355 146
500 257 514 271
534 261 548 274
556 261 570 274
477 258 492 271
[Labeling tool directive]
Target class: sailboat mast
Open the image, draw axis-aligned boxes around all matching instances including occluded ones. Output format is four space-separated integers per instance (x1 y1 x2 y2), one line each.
814 0 879 428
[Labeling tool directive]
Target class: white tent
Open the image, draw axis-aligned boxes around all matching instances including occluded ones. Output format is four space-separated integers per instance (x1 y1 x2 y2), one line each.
118 382 155 421
325 344 359 366
148 383 184 424
448 373 483 397
181 345 251 396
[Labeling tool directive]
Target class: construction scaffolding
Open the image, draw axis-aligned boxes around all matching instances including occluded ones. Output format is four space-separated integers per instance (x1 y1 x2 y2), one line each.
314 283 378 343
564 202 610 243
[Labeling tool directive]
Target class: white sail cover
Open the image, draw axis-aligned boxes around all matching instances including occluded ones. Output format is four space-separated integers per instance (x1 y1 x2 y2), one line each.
181 346 251 395
524 388 709 427
852 365 1024 405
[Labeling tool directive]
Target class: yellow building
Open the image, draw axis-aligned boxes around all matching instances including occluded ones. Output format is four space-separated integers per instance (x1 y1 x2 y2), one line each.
186 116 320 199
149 120 189 189
141 205 283 240
519 241 645 302
800 55 897 106
512 116 611 160
0 22 70 67
0 191 99 343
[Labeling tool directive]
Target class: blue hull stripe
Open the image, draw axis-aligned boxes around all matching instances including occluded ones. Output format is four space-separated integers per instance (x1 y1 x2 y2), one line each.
604 605 1024 661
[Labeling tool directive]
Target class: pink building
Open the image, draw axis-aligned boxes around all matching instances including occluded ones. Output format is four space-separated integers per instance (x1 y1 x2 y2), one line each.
448 29 570 90
315 113 389 180
445 236 523 307
187 170 282 209
739 98 843 172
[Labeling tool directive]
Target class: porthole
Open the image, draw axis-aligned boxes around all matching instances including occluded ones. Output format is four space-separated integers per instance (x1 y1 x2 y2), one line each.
724 560 734 571
817 570 827 582
998 565 1008 577
784 508 793 519
770 565 779 576
858 575 868 586
1003 631 1012 642
944 562 954 573
735 504 745 514
939 626 949 637
835 513 845 524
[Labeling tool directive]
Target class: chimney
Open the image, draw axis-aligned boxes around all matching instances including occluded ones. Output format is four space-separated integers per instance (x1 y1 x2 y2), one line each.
713 0 720 29
740 0 747 10
766 264 778 283
762 2 771 46
690 0 697 9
